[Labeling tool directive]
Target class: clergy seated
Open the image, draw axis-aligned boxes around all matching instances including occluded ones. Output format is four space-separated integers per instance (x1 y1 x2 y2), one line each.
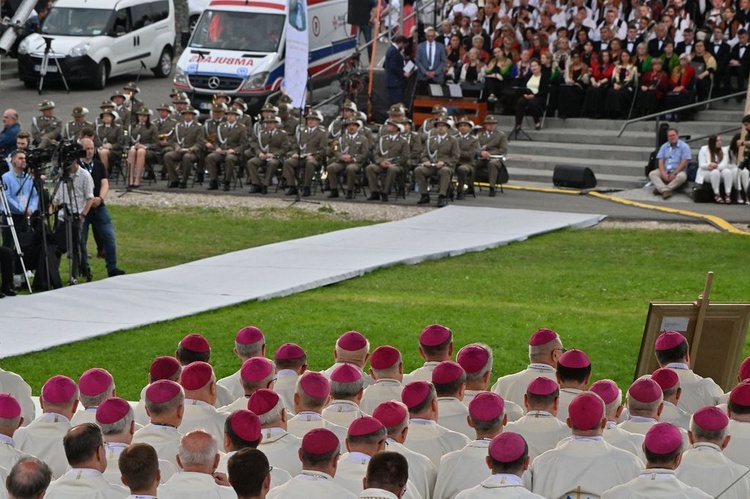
433 361 473 439
248 389 304 476
131 379 185 470
0 394 27 472
178 361 230 445
226 448 274 499
406 324 454 384
118 443 161 499
360 345 404 415
651 368 691 430
320 331 375 388
554 349 592 423
724 383 750 467
6 457 53 499
361 452 411 499
71 368 116 426
287 372 348 451
322 364 366 428
589 380 643 459
220 357 276 414
273 343 308 415
216 325 267 401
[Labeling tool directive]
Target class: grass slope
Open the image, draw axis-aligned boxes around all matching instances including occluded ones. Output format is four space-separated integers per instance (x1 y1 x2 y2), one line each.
5 207 748 400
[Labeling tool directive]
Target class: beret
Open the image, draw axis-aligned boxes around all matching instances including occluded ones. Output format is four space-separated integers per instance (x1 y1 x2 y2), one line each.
568 392 605 431
78 368 113 397
468 392 505 422
527 377 558 396
372 401 409 428
248 389 280 416
275 343 305 361
96 397 131 425
180 334 210 353
229 410 262 442
370 346 401 370
150 356 181 381
240 357 275 383
654 331 686 351
330 364 363 384
302 428 339 455
419 324 452 347
146 380 182 404
730 383 750 406
180 362 213 390
589 380 620 405
457 345 490 374
692 406 729 432
298 372 330 400
628 377 662 403
236 326 265 345
42 375 77 404
529 328 558 346
0 394 21 419
558 349 591 369
337 331 368 351
739 357 750 381
651 368 679 391
402 381 432 409
489 432 526 463
432 361 465 384
348 416 384 437
644 422 682 454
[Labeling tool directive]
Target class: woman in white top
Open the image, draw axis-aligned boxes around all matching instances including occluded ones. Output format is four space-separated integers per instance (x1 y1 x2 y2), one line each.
729 132 750 205
697 134 733 204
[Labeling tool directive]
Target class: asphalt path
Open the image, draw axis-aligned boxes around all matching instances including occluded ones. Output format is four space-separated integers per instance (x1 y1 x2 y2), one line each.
1 69 749 228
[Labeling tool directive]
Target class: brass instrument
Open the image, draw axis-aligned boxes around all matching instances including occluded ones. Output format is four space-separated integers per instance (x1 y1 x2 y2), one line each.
158 133 170 140
206 133 217 144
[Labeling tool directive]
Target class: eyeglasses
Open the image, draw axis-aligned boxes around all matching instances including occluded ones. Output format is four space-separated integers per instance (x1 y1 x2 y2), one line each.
553 348 567 354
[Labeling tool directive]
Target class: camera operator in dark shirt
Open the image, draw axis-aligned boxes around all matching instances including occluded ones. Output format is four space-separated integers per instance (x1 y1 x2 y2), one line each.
77 138 125 280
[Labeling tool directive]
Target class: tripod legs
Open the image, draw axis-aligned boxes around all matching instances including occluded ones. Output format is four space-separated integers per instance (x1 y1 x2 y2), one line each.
38 49 69 95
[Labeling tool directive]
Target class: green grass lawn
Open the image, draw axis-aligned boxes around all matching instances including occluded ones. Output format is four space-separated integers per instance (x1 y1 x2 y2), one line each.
5 205 750 401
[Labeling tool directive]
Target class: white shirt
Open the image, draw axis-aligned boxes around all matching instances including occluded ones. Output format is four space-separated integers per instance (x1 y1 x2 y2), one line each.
217 450 292 487
665 364 723 414
321 400 365 428
216 369 244 401
724 419 750 467
463 390 525 422
101 442 177 486
287 412 348 452
71 407 99 426
434 439 493 499
267 470 358 499
602 421 645 461
274 370 300 414
437 397 474 439
132 423 183 469
334 452 423 499
258 427 304 476
158 471 237 499
556 388 583 422
359 488 399 499
179 399 229 444
0 435 24 472
491 364 557 409
601 469 712 498
403 418 471 467
385 438 437 499
0 369 36 426
406 362 441 384
45 468 129 499
14 412 72 478
504 411 571 461
361 379 402 415
529 437 643 498
456 474 545 499
676 442 750 499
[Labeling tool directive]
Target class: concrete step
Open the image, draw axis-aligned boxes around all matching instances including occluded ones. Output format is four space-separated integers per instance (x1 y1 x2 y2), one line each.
695 109 745 122
0 56 19 80
490 115 736 135
710 98 746 110
507 165 645 190
509 140 651 162
527 128 656 148
506 151 645 178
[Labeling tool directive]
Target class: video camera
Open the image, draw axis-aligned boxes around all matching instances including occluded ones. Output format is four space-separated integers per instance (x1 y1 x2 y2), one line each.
56 141 85 177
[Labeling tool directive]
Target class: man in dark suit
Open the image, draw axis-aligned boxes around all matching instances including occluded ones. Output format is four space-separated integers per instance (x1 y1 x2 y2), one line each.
623 26 643 55
647 23 671 57
729 29 750 96
385 35 409 106
675 27 695 55
706 27 731 94
416 27 447 93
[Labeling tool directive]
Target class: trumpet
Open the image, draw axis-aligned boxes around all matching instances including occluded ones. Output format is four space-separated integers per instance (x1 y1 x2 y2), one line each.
158 133 170 140
206 133 217 144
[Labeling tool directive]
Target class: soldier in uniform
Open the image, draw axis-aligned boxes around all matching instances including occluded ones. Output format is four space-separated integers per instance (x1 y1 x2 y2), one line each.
365 119 409 202
232 98 254 129
455 118 480 200
163 106 206 188
31 100 62 149
96 101 120 127
213 92 231 108
171 93 190 120
253 103 278 136
282 110 327 197
278 104 300 137
328 100 358 141
205 108 247 191
110 91 132 129
63 107 92 142
154 103 178 178
246 116 288 194
476 115 508 197
326 118 369 199
356 111 374 148
123 82 143 125
203 103 226 158
415 116 459 208
399 118 422 185
95 109 123 173
419 105 447 140
127 108 158 188
377 104 407 140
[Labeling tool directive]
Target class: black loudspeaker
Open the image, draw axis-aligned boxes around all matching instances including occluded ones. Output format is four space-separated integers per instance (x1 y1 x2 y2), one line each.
347 0 371 26
552 165 597 189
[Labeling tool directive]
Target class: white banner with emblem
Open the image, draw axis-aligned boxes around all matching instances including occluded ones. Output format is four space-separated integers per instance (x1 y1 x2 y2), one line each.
285 0 309 108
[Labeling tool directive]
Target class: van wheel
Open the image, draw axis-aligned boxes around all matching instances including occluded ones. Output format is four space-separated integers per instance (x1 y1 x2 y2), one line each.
93 61 108 90
152 48 173 78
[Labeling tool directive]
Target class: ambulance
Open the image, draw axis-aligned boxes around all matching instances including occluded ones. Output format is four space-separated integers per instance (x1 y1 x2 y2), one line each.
173 0 357 113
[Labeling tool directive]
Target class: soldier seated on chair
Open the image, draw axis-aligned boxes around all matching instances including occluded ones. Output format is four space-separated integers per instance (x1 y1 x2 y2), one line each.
163 106 206 188
282 110 327 198
326 118 369 200
475 115 508 197
246 116 288 195
64 107 93 142
364 119 409 203
415 115 459 208
95 109 123 174
205 108 248 192
32 100 62 150
455 118 480 201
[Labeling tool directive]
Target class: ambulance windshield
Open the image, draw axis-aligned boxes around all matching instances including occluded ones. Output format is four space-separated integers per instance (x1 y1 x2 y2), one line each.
191 10 285 53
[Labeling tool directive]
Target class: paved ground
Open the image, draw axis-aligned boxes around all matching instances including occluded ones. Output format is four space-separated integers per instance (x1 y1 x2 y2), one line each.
1 65 749 229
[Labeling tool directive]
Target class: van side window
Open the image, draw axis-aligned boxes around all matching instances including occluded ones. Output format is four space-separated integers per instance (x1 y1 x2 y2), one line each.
150 0 170 23
131 4 152 30
113 8 132 35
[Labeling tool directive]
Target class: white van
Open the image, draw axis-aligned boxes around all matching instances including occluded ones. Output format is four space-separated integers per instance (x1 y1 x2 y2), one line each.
17 0 176 89
173 0 356 113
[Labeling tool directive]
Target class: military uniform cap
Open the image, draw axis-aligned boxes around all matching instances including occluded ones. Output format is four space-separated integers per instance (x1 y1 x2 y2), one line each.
169 88 180 97
71 107 88 117
344 117 361 127
484 115 499 124
278 94 293 104
388 103 406 115
157 103 174 112
110 90 127 100
213 91 230 101
457 117 474 127
124 82 140 93
173 93 190 104
38 100 55 111
261 103 278 114
431 105 447 114
100 100 115 109
385 119 403 132
99 109 118 119
226 108 242 116
278 104 291 114
136 108 153 116
304 110 323 121
398 117 413 125
262 115 281 123
211 103 228 112
181 105 199 116
233 98 248 111
342 100 358 112
434 114 451 126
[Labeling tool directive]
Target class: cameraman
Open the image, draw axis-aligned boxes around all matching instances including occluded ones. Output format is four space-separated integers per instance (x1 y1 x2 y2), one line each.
77 138 125 279
2 149 38 247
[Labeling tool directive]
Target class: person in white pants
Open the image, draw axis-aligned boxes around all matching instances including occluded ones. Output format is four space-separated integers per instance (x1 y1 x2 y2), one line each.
697 135 733 204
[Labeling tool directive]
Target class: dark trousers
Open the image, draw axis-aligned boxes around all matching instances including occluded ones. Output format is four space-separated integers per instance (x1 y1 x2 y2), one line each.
515 95 544 127
388 86 405 106
1 213 28 272
0 245 13 291
81 205 117 275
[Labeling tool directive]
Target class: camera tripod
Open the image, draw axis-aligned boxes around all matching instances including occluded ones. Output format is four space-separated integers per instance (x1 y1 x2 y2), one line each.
37 36 68 95
0 178 33 293
49 172 82 286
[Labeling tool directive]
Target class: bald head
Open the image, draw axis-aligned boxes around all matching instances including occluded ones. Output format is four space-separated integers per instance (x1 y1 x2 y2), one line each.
2 109 18 127
7 457 52 499
177 430 220 474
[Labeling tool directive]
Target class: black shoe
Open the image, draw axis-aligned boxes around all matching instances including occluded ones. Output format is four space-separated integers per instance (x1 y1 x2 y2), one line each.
108 268 126 277
327 190 339 198
249 185 262 194
417 194 430 205
367 193 380 201
302 187 311 197
437 195 447 208
1 288 16 297
466 186 475 196
381 193 388 202
346 190 354 200
179 182 187 189
130 184 140 189
489 187 496 197
260 185 268 194
457 191 466 200
285 187 298 196
160 170 168 180
144 171 156 180
84 270 93 283
223 182 230 192
168 181 180 188
207 180 219 190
